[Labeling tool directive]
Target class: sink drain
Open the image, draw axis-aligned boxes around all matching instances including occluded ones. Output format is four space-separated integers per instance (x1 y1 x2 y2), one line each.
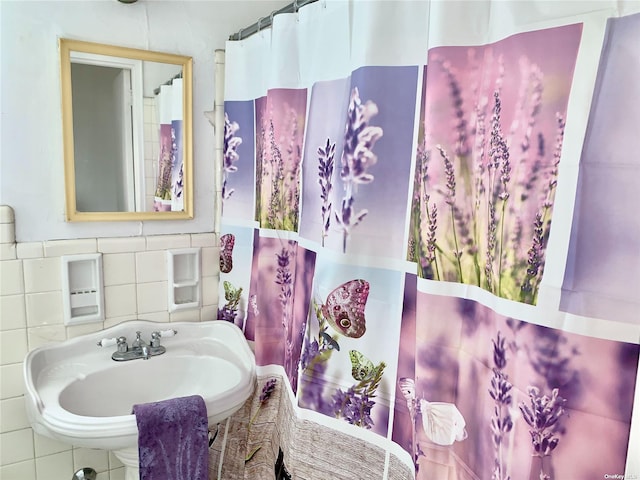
72 467 96 480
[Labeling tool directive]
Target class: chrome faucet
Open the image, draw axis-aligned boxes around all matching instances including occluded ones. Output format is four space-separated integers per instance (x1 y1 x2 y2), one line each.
132 331 150 360
100 330 173 362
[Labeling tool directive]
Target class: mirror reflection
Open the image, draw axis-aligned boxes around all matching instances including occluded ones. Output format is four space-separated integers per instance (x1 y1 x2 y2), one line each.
60 38 193 221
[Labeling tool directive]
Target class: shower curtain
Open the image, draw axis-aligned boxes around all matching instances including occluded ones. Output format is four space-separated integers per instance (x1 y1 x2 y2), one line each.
220 1 640 478
153 79 184 211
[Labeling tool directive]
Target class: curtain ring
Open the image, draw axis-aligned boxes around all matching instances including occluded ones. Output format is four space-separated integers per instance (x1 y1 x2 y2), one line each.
293 0 299 11
237 27 243 41
270 10 275 26
257 17 263 32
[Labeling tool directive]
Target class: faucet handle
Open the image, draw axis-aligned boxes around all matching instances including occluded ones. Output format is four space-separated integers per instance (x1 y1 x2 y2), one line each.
150 331 161 348
116 336 128 353
97 337 117 348
132 331 143 348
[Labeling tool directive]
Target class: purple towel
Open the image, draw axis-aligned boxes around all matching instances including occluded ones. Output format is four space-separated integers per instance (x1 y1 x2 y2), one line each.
132 395 209 480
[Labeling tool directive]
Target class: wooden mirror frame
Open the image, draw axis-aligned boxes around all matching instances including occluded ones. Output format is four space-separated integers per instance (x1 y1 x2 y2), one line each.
59 38 193 221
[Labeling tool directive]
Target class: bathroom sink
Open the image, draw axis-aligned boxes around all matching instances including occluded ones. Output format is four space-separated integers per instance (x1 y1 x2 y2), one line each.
58 355 242 418
23 320 255 478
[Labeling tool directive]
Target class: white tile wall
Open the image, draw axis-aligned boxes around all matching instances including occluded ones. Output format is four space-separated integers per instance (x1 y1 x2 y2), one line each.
0 243 16 261
0 205 221 480
104 284 138 318
43 239 97 257
144 96 160 212
134 251 167 283
136 281 168 313
73 448 109 474
34 432 71 457
146 234 191 250
0 295 26 330
25 291 64 327
0 397 29 432
1 428 34 464
97 237 146 253
0 205 14 223
27 325 67 350
1 364 24 398
0 329 28 364
201 247 217 277
0 260 24 296
23 257 61 293
35 450 72 480
0 222 15 244
17 242 44 259
0 459 36 480
103 253 136 286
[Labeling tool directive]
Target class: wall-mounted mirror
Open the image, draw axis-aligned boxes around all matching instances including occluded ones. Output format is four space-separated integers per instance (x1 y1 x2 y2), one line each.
59 38 193 221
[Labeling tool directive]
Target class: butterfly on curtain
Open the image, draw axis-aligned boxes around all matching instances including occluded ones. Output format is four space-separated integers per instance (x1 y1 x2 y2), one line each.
419 399 468 446
223 280 242 304
398 377 417 414
349 349 377 381
219 233 235 273
320 331 340 351
321 279 369 338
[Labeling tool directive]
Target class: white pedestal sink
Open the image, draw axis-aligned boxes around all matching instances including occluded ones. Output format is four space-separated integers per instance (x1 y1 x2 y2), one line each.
23 320 256 479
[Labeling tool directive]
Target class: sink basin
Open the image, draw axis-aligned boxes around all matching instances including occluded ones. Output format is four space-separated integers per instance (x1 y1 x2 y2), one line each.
59 356 243 418
23 320 255 478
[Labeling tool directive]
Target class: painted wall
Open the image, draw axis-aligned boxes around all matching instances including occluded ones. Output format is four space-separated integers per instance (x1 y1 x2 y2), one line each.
0 1 288 479
0 0 287 242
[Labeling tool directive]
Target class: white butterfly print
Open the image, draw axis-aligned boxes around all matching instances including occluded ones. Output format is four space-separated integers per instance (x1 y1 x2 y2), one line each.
398 377 417 415
419 399 468 446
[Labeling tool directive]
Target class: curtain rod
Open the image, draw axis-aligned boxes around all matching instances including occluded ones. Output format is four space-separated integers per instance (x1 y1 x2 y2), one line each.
228 0 318 41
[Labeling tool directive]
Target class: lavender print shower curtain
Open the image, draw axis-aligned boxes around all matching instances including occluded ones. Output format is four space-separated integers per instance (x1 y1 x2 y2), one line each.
153 80 184 211
220 2 640 479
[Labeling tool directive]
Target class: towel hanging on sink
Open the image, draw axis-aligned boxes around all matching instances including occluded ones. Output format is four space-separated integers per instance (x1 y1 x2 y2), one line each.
132 395 209 480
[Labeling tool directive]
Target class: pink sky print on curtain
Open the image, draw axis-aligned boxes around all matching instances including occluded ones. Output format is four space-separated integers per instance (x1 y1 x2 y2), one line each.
393 276 639 479
408 24 582 304
255 89 307 231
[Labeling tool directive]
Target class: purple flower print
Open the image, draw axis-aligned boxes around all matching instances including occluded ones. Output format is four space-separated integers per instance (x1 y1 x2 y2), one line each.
222 112 242 206
409 27 580 304
488 331 513 480
335 87 383 253
275 244 296 381
245 378 278 463
317 138 336 247
519 387 566 479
